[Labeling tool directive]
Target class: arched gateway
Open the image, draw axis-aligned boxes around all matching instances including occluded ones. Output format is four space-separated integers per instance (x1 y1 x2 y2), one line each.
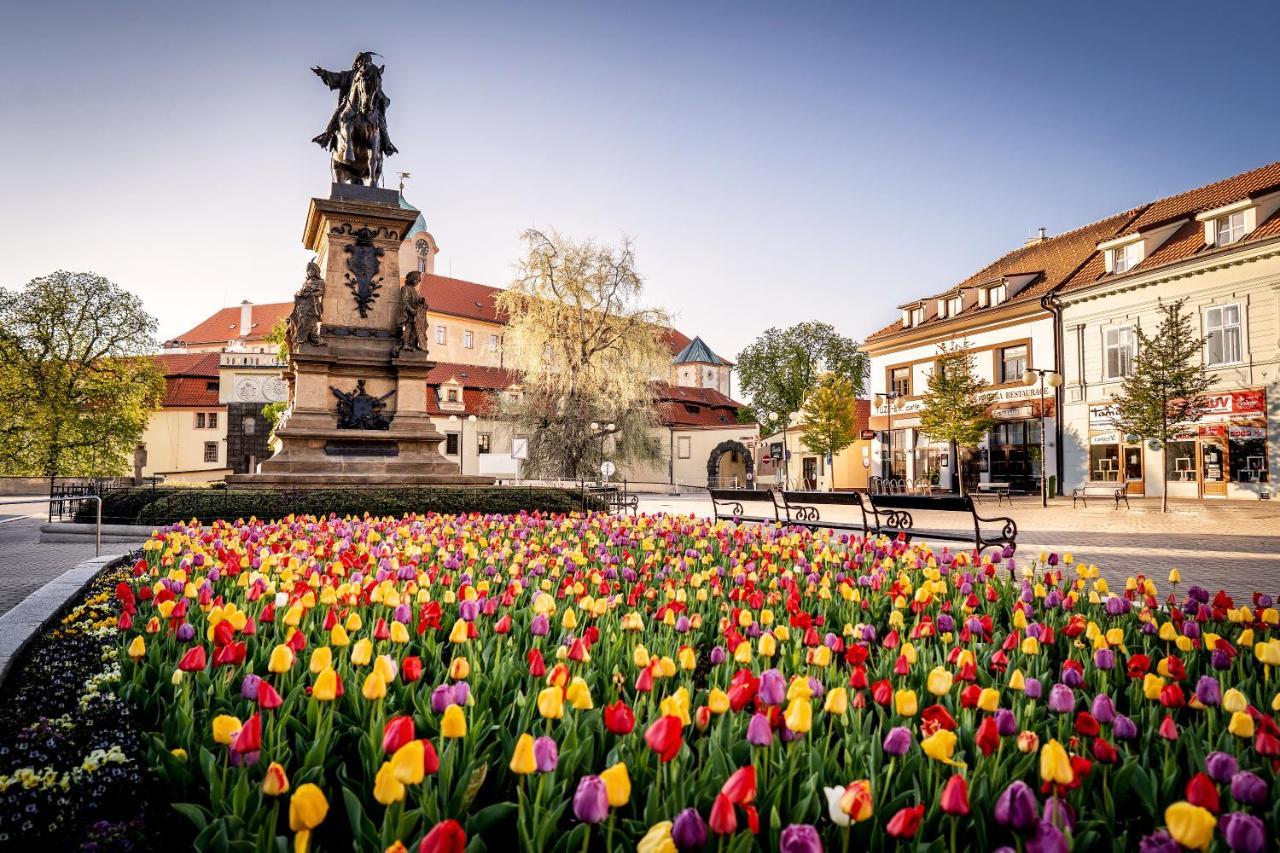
706 440 754 488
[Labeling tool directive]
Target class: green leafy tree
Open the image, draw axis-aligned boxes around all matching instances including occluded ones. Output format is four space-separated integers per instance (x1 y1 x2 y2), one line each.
798 372 860 490
262 320 290 440
0 271 164 482
736 322 868 426
1108 298 1217 512
918 340 995 495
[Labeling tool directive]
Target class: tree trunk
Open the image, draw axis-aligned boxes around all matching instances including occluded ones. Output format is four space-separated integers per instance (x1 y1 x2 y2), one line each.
950 439 960 495
1161 444 1169 513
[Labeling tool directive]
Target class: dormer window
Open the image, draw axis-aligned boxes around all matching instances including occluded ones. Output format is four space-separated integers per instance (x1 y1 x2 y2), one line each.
1216 212 1247 246
986 284 1006 306
906 306 925 327
1111 243 1141 274
948 296 963 316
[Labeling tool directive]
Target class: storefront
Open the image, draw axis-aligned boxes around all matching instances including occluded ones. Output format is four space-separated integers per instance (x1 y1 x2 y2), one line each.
1086 403 1145 494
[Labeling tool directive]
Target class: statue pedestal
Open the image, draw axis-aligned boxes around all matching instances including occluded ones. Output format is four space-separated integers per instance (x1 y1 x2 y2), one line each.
228 188 494 490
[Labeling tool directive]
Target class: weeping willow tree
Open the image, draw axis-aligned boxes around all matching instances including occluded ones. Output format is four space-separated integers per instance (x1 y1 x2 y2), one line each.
496 229 671 480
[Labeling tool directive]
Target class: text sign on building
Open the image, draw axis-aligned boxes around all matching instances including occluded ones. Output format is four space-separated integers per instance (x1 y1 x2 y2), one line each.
1089 403 1121 427
1199 389 1265 416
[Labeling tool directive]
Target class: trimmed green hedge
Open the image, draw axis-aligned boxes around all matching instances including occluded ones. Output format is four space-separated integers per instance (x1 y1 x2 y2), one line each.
72 486 223 524
116 487 601 525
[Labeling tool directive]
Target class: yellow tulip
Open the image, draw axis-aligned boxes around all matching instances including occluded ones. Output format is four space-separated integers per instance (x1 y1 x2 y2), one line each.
289 783 329 831
1228 711 1255 738
212 714 242 745
637 822 677 853
926 666 953 697
1020 636 1040 655
1008 669 1026 691
1222 688 1247 713
262 761 290 796
977 687 1000 712
894 689 918 717
374 655 397 684
1164 802 1216 850
350 638 373 666
600 762 631 807
313 667 338 702
786 678 813 702
441 704 467 738
391 740 425 785
127 636 146 660
758 633 777 657
920 729 963 766
448 619 469 644
1039 739 1073 786
1168 568 1181 584
268 644 295 673
309 646 332 674
784 697 812 733
509 734 536 775
374 760 406 805
707 688 730 715
824 687 849 716
537 686 564 719
449 657 470 680
733 640 752 663
678 647 696 670
566 677 594 711
390 621 410 644
1143 674 1166 701
329 624 350 646
361 672 387 701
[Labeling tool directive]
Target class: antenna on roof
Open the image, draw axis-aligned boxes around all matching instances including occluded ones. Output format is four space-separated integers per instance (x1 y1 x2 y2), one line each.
398 171 411 193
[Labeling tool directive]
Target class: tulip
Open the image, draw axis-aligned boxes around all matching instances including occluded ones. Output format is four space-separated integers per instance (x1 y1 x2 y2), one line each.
383 716 415 755
778 824 822 853
720 766 755 805
418 819 466 853
268 644 294 673
823 687 848 715
1205 752 1237 784
362 671 387 700
603 700 635 734
127 636 146 660
375 760 407 805
262 761 290 796
708 793 736 835
258 681 283 710
1220 812 1266 853
600 762 631 807
1028 819 1068 853
671 808 708 851
645 715 684 762
940 774 969 815
231 713 261 755
392 740 426 785
1185 772 1220 814
178 645 207 672
926 666 954 696
783 697 812 734
994 781 1039 831
533 736 558 772
886 804 924 838
509 734 536 775
1227 712 1254 738
883 726 913 756
572 775 610 824
638 822 677 853
1229 771 1267 807
212 714 242 745
921 729 963 766
537 686 564 720
1164 801 1216 850
313 667 338 701
289 783 329 831
894 689 918 717
440 705 466 738
746 713 773 747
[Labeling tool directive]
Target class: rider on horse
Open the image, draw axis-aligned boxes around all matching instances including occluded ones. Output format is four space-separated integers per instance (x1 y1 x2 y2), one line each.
311 52 397 183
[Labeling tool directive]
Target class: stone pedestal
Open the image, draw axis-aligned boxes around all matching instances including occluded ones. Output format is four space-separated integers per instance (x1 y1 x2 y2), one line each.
228 185 494 490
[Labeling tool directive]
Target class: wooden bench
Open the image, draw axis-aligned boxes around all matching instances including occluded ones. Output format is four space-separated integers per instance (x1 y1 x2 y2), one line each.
779 490 867 533
708 488 781 524
974 481 1012 505
1071 482 1130 509
866 493 1017 553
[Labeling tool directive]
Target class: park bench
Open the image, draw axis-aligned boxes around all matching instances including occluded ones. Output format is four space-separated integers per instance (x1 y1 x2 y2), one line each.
974 481 1013 505
866 493 1017 553
585 483 639 516
708 488 782 525
779 490 867 533
1071 482 1130 510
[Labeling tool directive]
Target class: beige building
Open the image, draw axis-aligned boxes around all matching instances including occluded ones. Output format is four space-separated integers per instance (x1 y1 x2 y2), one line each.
139 353 231 481
756 400 872 491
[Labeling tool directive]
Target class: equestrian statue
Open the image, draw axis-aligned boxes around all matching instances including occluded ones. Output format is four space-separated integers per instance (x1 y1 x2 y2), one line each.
311 51 397 186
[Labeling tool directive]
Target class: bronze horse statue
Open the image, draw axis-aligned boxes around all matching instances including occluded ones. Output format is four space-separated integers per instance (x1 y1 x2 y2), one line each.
311 52 398 187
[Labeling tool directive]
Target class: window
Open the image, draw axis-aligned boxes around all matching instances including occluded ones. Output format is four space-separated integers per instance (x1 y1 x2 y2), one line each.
1104 327 1136 379
488 334 499 352
207 412 218 429
1229 423 1268 483
477 433 491 454
242 416 256 435
1205 303 1242 365
1165 440 1197 482
417 257 427 274
196 412 206 429
1000 344 1028 383
205 380 219 392
986 284 1006 306
908 307 925 326
446 388 459 402
203 442 218 463
890 367 911 398
948 296 963 316
1216 212 1247 245
1112 243 1140 273
677 436 691 459
463 330 474 349
445 432 459 455
436 325 446 345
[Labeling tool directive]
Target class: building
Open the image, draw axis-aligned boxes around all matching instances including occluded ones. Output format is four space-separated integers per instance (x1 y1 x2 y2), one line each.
1055 162 1280 501
154 194 754 487
756 399 872 491
140 353 230 481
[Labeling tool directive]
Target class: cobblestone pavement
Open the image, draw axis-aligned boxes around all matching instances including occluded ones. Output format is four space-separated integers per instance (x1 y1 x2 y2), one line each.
0 501 133 618
635 492 1280 602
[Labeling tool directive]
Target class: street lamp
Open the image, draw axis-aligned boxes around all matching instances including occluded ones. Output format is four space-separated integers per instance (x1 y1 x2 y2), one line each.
1022 368 1063 507
873 391 904 489
589 421 615 482
766 411 791 488
447 413 478 474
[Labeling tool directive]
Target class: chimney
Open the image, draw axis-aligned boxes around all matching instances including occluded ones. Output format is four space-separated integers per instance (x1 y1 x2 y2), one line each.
1023 226 1048 247
239 301 253 338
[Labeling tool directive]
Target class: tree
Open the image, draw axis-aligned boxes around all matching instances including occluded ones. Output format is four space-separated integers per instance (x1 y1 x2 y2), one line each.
918 340 995 495
736 322 868 426
1108 298 1217 512
496 229 670 480
797 372 860 490
262 320 290 440
0 272 164 481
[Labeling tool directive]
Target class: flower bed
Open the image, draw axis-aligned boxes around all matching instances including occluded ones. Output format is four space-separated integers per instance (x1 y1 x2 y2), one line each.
101 511 1279 851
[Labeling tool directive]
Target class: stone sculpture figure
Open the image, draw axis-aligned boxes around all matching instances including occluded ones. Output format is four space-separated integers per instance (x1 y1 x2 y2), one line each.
287 261 326 349
330 380 396 430
311 52 397 186
392 270 430 356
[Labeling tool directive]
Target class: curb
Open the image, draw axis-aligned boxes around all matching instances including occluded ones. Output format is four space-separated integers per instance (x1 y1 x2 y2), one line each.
0 553 128 688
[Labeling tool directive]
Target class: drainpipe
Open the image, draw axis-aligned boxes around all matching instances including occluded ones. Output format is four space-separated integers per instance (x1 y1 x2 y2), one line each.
668 426 674 487
1042 292 1065 495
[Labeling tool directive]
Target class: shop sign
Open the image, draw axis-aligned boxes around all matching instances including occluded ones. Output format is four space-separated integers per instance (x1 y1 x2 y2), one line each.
991 386 1048 402
860 429 876 440
1229 425 1266 439
1198 388 1265 416
1089 403 1121 427
1198 424 1226 439
993 405 1033 419
1090 431 1119 445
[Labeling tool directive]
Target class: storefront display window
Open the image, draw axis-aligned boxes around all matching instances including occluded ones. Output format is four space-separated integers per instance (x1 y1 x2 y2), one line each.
888 428 909 479
913 434 948 485
1165 440 1197 482
1228 422 1268 482
1090 442 1120 481
989 420 1041 489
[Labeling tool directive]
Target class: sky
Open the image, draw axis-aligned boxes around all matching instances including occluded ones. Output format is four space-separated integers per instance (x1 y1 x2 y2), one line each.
4 0 1280 360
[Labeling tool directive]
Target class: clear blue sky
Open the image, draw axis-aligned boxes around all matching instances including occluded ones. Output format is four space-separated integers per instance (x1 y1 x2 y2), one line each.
4 0 1278 359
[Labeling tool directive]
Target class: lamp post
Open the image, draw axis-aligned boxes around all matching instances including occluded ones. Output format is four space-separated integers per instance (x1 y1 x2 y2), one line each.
589 421 615 483
448 413 478 474
1021 367 1063 507
873 391 903 488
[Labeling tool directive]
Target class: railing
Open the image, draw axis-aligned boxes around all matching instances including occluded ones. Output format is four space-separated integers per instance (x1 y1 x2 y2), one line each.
48 478 160 522
2 495 102 556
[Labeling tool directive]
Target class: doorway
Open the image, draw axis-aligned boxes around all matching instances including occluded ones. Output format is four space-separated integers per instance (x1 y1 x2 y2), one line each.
802 456 818 490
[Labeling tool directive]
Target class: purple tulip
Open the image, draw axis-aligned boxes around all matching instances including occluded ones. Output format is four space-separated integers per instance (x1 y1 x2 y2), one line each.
709 646 726 666
572 775 609 824
240 674 262 701
1206 751 1238 784
994 781 1039 831
883 726 913 756
1042 797 1075 832
1027 820 1068 853
1194 676 1221 707
1182 621 1201 640
451 682 471 707
759 669 786 706
671 807 708 851
1138 831 1180 853
1025 678 1043 700
533 736 558 772
779 824 822 853
1105 596 1129 616
458 599 479 621
937 614 954 633
176 623 195 642
1230 771 1268 807
1212 649 1232 670
1112 715 1138 740
430 684 453 713
995 708 1018 737
1221 812 1266 853
1093 648 1115 670
747 713 774 747
1047 683 1075 714
1091 694 1116 725
530 614 549 636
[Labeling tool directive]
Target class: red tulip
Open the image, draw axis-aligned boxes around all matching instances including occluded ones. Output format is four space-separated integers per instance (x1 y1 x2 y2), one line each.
1185 772 1220 814
1159 683 1185 709
177 645 207 672
1125 654 1150 679
494 614 512 634
383 715 416 754
940 774 969 816
526 649 545 678
635 665 654 693
644 715 683 762
1073 711 1099 737
871 679 893 706
286 629 306 653
421 739 440 775
258 681 283 710
720 766 756 805
921 704 957 734
975 716 1000 756
373 618 390 640
402 656 423 682
708 793 737 835
1091 737 1118 764
959 684 982 709
1157 715 1178 741
419 819 466 853
231 713 261 753
604 701 635 735
886 804 925 837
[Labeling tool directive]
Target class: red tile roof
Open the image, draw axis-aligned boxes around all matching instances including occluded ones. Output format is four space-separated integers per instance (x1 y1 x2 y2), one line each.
1118 161 1280 236
150 352 223 408
168 303 292 347
424 362 518 389
152 351 221 377
420 274 505 323
653 383 745 427
426 388 498 417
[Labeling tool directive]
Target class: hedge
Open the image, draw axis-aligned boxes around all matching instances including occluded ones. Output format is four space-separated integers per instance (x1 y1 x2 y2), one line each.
72 486 223 524
118 486 603 525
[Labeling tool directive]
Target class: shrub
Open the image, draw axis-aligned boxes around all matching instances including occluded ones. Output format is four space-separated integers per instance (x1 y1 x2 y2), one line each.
72 485 223 524
129 487 602 525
